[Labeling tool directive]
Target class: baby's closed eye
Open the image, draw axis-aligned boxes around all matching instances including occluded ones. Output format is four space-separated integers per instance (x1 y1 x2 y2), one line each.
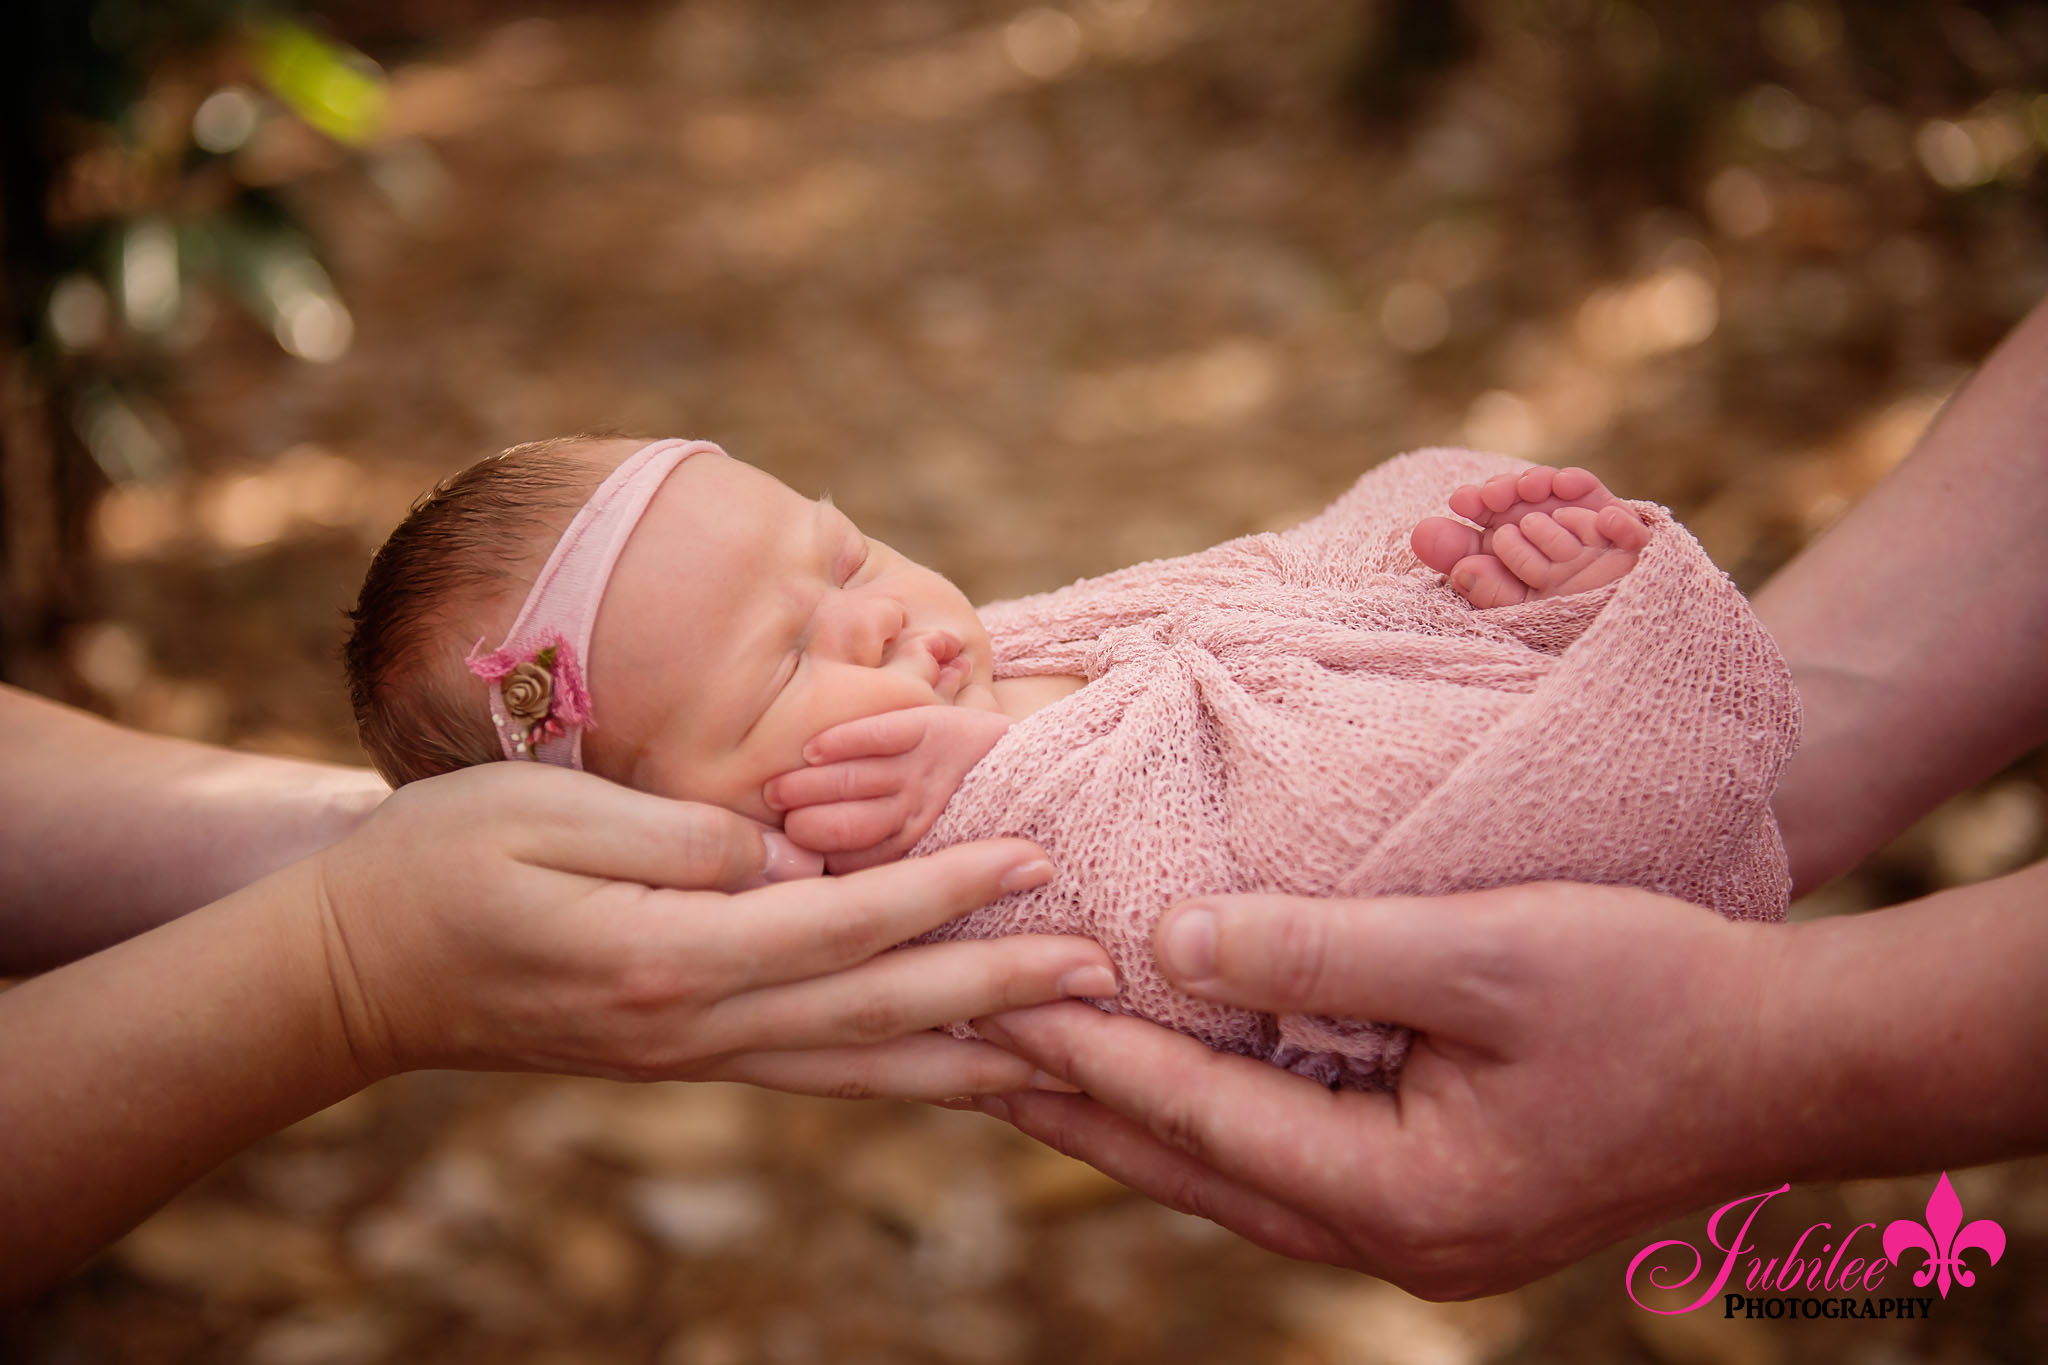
836 537 870 585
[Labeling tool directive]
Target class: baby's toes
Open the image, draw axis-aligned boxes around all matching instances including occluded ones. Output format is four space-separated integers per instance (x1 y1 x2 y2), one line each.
1450 553 1532 608
1412 515 1483 574
1518 509 1590 563
1478 471 1526 514
1551 466 1604 502
1515 465 1557 504
1490 523 1559 592
1595 503 1652 551
1446 481 1490 524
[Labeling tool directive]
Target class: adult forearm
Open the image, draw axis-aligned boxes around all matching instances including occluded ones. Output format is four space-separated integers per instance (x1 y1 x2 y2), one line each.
0 686 387 970
1754 295 2048 892
0 861 364 1304
1748 860 2048 1186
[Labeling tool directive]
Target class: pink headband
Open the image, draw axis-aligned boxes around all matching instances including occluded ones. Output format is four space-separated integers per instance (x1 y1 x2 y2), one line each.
465 437 719 766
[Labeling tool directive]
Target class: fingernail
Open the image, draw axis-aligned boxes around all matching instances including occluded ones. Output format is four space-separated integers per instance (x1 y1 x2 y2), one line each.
761 830 824 882
978 1095 1013 1122
801 743 822 765
974 1016 1014 1047
1058 965 1118 999
761 787 787 813
1160 907 1217 982
1031 1071 1082 1093
1000 859 1055 893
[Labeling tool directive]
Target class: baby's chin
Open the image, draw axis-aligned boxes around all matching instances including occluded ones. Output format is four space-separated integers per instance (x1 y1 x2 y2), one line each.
950 678 1004 715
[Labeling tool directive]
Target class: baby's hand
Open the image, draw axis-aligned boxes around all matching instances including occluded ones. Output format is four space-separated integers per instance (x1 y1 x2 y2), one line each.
764 706 1015 874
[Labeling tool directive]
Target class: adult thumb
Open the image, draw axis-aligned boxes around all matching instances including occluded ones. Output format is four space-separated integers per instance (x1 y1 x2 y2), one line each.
1153 891 1506 1038
508 770 809 892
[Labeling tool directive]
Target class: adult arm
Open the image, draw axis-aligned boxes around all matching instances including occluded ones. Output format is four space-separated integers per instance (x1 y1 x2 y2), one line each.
975 867 2048 1297
1755 292 2048 892
0 761 1115 1303
0 684 390 970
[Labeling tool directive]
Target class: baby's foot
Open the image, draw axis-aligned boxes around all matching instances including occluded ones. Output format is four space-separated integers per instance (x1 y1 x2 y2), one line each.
1411 465 1651 607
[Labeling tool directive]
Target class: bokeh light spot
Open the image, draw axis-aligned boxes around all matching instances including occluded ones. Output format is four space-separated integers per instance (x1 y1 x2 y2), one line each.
1463 390 1541 457
48 274 110 351
1916 118 1989 188
1705 167 1773 238
192 86 262 154
1005 8 1085 81
1379 280 1450 354
1740 84 1811 152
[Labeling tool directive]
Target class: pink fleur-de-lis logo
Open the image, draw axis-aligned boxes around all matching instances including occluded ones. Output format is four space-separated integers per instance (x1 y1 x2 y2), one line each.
1882 1172 2006 1298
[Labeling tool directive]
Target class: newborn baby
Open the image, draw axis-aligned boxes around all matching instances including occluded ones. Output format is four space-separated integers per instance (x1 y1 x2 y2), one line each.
346 436 1798 1088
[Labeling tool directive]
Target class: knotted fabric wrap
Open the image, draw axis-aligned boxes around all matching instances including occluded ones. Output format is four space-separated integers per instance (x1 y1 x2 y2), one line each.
910 448 1801 1090
465 437 719 766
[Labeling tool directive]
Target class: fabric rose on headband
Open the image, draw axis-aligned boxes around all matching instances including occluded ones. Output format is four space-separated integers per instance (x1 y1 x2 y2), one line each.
465 634 595 759
462 439 714 766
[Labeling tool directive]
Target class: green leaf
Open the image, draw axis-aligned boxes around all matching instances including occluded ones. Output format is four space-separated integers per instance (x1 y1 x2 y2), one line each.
249 18 385 146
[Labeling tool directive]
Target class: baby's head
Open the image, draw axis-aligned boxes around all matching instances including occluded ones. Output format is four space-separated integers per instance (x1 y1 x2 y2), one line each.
345 436 995 822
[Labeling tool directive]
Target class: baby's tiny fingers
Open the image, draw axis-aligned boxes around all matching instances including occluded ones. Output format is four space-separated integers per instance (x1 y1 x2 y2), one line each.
766 757 906 811
803 708 929 764
785 796 910 855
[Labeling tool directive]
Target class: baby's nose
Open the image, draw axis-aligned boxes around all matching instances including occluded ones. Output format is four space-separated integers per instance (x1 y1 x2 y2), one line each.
817 592 905 666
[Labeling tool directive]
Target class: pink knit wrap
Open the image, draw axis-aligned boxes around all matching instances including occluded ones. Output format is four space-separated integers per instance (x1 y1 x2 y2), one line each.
910 448 1801 1090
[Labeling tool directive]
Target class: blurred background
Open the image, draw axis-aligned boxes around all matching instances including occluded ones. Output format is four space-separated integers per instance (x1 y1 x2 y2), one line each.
3 0 2046 1360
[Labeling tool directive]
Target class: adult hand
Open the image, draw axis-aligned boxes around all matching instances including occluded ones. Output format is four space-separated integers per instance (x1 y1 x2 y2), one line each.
972 884 1785 1299
312 762 1117 1100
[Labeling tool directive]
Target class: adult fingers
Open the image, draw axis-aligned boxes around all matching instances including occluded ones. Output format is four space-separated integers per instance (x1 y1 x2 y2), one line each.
693 838 1056 990
705 1033 1057 1101
1153 891 1525 1041
990 1090 1359 1266
693 936 1118 1057
802 709 924 764
822 839 917 876
758 829 825 883
974 1003 1399 1208
510 768 771 891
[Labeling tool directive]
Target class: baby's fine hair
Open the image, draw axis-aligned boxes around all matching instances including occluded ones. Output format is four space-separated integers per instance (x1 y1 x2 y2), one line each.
343 435 620 785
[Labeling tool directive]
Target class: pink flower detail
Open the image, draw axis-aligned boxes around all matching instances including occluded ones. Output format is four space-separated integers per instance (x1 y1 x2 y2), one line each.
463 640 524 682
1882 1171 2006 1298
548 641 594 728
464 633 596 747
